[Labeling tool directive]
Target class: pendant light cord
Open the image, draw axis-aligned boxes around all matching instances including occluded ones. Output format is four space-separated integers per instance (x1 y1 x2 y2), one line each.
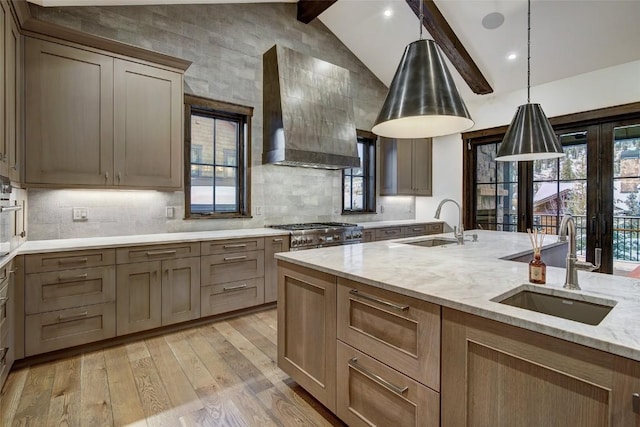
527 0 531 103
419 0 424 40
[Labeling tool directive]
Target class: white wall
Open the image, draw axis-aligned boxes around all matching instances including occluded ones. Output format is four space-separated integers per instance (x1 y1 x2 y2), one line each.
416 59 640 230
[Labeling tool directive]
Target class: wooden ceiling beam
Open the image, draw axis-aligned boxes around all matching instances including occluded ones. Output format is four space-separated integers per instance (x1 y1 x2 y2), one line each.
406 0 493 95
297 0 338 24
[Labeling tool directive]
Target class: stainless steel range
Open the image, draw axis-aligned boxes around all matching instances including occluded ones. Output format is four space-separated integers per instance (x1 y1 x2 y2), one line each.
270 222 364 251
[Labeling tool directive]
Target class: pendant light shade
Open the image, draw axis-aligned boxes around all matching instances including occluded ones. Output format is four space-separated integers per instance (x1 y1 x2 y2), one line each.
495 0 565 162
371 39 474 139
495 103 564 161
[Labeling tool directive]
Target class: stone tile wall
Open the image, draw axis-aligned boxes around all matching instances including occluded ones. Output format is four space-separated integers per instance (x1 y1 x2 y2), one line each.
27 2 415 239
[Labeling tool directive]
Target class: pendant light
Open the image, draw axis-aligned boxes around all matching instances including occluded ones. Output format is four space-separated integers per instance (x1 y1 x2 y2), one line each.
495 0 564 162
371 0 473 139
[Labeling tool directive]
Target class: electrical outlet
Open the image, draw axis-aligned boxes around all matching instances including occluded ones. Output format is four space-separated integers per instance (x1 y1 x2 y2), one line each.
72 207 88 221
380 205 385 213
256 206 262 215
166 207 175 218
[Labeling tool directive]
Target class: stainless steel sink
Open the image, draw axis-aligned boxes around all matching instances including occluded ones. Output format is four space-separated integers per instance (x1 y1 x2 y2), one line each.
493 286 616 326
403 237 459 247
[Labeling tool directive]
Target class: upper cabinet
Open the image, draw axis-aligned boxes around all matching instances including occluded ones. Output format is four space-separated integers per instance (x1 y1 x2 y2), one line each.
379 137 433 196
24 37 184 190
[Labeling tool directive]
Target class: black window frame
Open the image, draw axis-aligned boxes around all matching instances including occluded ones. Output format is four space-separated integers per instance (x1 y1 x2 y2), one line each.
342 130 377 214
184 94 253 219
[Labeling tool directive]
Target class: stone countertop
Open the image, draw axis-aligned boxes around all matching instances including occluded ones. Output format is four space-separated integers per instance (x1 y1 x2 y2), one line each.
275 229 640 362
17 228 289 254
358 219 445 229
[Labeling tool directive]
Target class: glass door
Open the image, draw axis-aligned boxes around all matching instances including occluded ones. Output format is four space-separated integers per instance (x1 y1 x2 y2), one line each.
609 122 640 277
532 131 590 260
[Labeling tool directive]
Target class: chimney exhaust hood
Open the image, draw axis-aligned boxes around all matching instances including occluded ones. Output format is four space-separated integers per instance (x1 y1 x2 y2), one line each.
262 45 360 170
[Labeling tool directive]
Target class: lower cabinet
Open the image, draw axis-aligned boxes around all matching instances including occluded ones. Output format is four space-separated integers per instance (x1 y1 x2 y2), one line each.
277 261 337 412
264 234 289 303
116 257 200 335
336 341 440 427
365 222 444 242
0 263 14 388
441 308 640 426
201 277 264 317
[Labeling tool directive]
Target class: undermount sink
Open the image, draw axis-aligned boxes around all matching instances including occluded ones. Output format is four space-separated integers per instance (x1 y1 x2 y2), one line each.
403 237 459 247
493 285 617 326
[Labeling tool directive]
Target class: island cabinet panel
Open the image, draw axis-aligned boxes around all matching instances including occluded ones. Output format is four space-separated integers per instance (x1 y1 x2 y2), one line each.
264 234 289 303
337 279 441 391
336 341 440 427
277 261 337 412
441 308 640 426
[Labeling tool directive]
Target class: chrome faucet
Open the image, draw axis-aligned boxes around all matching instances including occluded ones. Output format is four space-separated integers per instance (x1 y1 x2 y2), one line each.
558 214 601 290
435 198 464 244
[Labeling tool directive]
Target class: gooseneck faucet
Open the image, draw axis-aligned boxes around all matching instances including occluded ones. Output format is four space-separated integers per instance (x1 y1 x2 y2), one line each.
434 198 464 245
558 214 601 290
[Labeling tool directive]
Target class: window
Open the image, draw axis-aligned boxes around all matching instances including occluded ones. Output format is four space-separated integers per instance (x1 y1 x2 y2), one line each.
343 131 376 214
185 95 252 218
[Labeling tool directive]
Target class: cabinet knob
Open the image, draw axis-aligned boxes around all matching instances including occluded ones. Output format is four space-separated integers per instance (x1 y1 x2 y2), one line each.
633 393 640 414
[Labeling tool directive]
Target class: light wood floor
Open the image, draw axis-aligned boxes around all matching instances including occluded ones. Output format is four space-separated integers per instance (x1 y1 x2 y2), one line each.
0 308 345 426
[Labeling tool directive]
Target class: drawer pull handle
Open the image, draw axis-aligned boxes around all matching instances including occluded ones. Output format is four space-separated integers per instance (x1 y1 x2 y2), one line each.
633 393 640 414
58 273 89 282
146 250 177 256
348 357 408 396
384 230 398 234
0 347 7 364
223 284 248 292
224 255 247 261
58 311 88 322
0 205 22 213
349 289 409 312
412 227 423 231
272 238 283 242
223 243 248 249
58 258 88 265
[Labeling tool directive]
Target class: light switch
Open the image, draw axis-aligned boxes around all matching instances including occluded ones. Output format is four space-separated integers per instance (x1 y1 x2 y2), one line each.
72 207 88 221
166 207 175 218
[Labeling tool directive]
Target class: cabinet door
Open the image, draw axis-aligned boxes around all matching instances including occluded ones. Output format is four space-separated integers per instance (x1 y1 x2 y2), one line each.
116 261 162 335
336 341 439 427
0 2 6 178
278 261 337 412
441 308 631 427
6 7 21 182
161 257 200 326
113 59 182 189
25 38 114 186
379 137 398 195
396 139 413 194
411 139 432 196
264 235 289 303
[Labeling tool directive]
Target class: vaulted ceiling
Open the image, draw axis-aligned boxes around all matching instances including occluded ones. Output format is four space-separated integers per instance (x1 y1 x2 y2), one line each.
28 0 640 104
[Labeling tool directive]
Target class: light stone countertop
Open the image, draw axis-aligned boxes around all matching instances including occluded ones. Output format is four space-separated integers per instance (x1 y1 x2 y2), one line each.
358 218 445 229
275 229 640 362
16 228 289 255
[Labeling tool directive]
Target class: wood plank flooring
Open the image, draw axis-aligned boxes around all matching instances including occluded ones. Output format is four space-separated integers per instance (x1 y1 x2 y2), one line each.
0 308 346 426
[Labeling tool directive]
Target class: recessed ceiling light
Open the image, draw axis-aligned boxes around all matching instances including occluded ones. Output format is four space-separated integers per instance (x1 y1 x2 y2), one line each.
482 12 505 30
507 53 518 61
383 8 392 17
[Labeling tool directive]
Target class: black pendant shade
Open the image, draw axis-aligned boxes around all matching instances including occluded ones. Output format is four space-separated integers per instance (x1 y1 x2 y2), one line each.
495 103 563 161
371 39 474 139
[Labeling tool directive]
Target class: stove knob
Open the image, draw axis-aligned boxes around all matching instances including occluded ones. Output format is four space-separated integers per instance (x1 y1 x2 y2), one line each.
334 234 341 241
319 236 325 243
291 238 298 247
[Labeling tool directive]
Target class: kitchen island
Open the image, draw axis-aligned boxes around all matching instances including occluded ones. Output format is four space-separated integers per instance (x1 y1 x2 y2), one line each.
275 230 640 426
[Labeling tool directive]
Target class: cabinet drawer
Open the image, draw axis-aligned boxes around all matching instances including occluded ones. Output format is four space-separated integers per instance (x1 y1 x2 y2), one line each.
25 249 116 273
337 279 441 390
25 302 116 356
402 224 427 237
362 230 374 243
201 238 265 255
201 277 264 317
25 266 116 314
336 341 439 427
116 242 200 264
201 251 264 286
375 227 403 241
0 329 12 391
427 223 443 234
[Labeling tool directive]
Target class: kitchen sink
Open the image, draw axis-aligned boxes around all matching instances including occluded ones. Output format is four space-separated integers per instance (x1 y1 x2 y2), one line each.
493 286 616 326
403 237 459 247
